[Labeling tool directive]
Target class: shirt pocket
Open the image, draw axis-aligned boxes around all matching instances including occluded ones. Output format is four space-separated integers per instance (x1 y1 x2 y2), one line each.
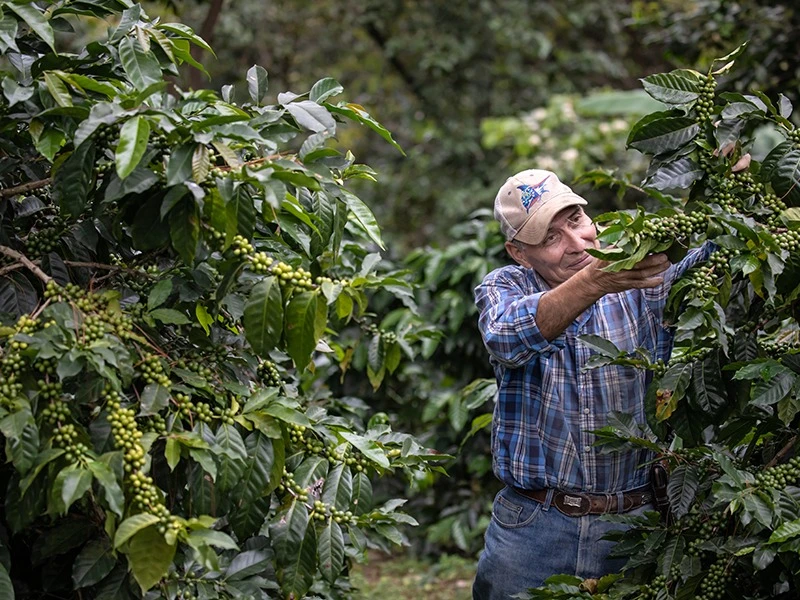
492 487 544 529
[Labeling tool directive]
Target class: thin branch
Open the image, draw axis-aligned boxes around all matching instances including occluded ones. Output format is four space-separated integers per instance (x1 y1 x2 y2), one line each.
765 435 798 469
0 245 52 283
0 178 52 198
0 263 24 276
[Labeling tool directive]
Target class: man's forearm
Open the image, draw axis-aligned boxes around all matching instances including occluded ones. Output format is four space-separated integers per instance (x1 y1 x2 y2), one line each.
535 270 602 341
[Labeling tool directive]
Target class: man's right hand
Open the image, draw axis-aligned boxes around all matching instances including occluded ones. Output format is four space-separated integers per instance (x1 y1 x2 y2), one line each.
578 253 670 298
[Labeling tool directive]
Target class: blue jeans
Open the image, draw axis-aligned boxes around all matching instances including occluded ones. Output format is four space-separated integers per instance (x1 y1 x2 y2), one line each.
472 487 651 599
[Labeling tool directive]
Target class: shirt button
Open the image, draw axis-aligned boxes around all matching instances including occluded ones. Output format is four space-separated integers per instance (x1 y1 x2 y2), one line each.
584 445 591 452
583 408 590 415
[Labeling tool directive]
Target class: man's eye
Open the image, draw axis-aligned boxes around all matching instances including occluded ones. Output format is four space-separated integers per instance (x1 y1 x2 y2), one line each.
544 234 559 245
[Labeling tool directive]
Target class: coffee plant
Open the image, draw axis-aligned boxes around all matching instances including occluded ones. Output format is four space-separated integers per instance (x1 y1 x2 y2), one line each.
520 45 800 599
0 1 445 598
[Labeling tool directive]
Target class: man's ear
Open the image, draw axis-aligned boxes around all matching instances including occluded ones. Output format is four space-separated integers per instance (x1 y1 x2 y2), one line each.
505 240 530 268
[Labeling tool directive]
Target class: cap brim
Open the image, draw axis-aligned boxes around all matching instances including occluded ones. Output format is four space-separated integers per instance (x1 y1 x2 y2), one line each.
513 194 587 245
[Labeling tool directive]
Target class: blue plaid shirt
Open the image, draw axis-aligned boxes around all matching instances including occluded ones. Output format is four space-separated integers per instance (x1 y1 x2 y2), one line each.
475 245 712 493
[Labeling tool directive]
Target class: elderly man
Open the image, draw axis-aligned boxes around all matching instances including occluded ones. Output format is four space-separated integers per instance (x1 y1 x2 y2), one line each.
472 169 712 599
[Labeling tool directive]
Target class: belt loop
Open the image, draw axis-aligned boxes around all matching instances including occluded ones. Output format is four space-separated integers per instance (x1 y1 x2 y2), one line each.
543 488 554 511
616 491 624 514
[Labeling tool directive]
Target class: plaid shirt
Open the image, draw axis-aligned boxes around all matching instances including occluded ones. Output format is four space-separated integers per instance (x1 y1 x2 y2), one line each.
475 245 712 493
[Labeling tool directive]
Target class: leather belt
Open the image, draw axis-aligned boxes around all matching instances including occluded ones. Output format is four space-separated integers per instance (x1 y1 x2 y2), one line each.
513 487 652 517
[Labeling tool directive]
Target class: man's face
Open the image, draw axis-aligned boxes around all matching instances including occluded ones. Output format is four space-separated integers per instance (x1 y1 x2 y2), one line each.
505 207 599 287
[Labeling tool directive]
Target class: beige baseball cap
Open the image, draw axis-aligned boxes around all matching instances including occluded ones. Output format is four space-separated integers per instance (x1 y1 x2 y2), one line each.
494 169 587 245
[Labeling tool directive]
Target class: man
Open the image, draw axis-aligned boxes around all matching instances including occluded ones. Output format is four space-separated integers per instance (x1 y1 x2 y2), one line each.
472 169 712 599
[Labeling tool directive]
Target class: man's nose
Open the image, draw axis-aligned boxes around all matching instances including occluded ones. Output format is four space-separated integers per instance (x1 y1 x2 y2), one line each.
563 228 585 251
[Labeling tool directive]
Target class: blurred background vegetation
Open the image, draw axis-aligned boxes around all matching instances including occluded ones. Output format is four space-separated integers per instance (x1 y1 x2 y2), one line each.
80 0 800 584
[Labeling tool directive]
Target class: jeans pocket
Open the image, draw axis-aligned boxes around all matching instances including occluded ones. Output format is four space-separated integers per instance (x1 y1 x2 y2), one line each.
492 487 542 529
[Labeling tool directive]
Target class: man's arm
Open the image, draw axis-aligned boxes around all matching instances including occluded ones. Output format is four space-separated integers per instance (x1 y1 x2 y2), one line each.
535 253 671 340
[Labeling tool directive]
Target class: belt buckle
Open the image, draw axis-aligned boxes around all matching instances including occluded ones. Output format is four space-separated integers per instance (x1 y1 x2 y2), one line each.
557 492 591 517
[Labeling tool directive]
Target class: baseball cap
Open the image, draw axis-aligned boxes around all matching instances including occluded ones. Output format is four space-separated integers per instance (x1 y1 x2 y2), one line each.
494 169 588 245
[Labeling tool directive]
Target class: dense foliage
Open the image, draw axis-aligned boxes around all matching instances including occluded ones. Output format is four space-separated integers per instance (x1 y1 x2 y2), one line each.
523 46 800 599
0 2 445 598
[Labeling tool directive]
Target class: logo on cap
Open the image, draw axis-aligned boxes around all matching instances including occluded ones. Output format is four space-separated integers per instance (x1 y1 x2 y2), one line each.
518 178 549 212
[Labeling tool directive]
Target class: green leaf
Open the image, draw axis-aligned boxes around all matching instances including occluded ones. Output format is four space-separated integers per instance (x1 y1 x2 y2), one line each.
0 16 19 53
54 141 96 218
271 500 310 560
318 519 344 584
114 514 160 549
338 188 384 249
147 278 173 311
325 102 404 155
321 463 352 512
627 115 700 155
139 383 170 416
119 37 162 91
577 334 621 358
310 77 343 103
43 71 73 107
87 460 124 517
284 291 327 370
666 464 699 518
54 466 93 514
149 308 190 325
0 563 13 600
127 526 176 591
286 101 336 133
192 143 209 183
340 431 389 469
769 518 800 544
72 540 115 588
166 143 196 185
244 277 284 357
169 200 200 265
8 423 39 475
6 2 54 51
115 116 150 179
646 158 704 191
225 549 270 581
281 520 316 599
246 65 268 105
640 71 700 104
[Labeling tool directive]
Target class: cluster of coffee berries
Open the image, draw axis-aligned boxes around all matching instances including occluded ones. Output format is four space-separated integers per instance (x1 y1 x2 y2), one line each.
642 212 705 242
231 235 254 256
270 261 314 291
80 314 108 345
364 323 398 344
105 389 146 472
137 353 170 387
175 357 214 379
26 226 61 256
755 457 800 489
758 329 800 356
696 556 731 600
309 499 357 525
685 265 719 303
686 508 728 557
774 229 800 252
144 413 168 435
0 344 25 406
215 402 237 425
93 123 119 149
257 360 281 387
276 467 310 502
637 574 667 599
43 281 99 312
695 75 716 122
788 128 800 147
249 251 274 274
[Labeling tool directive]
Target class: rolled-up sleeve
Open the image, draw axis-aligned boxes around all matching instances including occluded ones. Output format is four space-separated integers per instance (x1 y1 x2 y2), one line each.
475 268 565 367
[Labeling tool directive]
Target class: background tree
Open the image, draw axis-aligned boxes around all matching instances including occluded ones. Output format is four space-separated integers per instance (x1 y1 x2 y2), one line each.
0 1 444 598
